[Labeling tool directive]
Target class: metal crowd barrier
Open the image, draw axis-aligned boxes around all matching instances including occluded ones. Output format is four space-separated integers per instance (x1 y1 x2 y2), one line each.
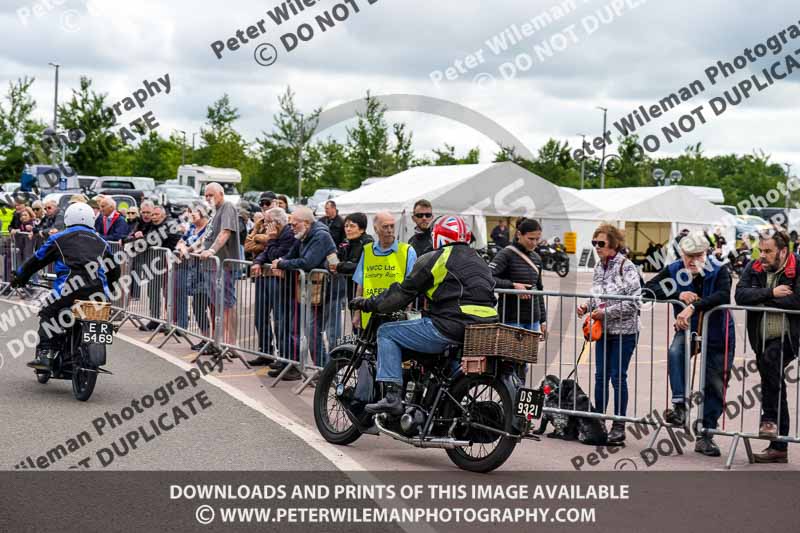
219 259 308 385
497 288 693 450
0 234 14 291
698 304 800 469
155 253 225 365
115 246 173 335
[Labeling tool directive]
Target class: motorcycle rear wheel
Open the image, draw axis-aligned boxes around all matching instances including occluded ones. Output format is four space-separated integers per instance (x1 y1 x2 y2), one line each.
313 357 363 445
445 374 517 473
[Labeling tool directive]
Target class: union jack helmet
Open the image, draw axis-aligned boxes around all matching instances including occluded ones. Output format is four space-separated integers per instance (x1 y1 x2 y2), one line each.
431 215 471 249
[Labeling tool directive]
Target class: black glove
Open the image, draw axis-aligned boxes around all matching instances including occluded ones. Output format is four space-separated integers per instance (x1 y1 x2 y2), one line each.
10 274 24 289
349 297 372 312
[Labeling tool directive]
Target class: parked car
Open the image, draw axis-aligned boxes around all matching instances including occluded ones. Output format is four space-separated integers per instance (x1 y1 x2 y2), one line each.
153 184 201 218
745 207 788 228
307 188 347 214
89 178 145 206
735 215 771 241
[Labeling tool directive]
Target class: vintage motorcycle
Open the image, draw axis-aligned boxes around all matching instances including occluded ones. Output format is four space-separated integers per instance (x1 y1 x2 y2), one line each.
537 244 570 277
313 311 543 473
23 291 115 402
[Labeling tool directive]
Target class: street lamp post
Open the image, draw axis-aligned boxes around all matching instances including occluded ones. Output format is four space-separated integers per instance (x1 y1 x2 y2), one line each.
297 113 305 200
652 168 683 186
48 62 60 130
175 130 187 165
577 133 586 190
596 106 608 189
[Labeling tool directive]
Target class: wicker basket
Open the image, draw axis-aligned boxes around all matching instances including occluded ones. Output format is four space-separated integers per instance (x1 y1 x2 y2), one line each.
463 323 539 364
72 300 111 321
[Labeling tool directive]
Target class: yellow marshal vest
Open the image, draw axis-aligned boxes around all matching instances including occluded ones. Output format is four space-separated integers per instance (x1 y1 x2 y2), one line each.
361 241 410 328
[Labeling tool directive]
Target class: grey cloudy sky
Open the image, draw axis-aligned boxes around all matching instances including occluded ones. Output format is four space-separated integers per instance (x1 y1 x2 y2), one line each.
1 0 798 175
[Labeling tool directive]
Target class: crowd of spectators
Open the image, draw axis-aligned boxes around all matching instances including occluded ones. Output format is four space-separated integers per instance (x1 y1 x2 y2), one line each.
6 186 799 463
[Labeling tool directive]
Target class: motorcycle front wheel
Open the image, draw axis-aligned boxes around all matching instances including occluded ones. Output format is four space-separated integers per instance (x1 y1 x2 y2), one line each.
556 260 569 277
445 374 517 473
35 371 50 384
72 365 97 401
313 356 363 445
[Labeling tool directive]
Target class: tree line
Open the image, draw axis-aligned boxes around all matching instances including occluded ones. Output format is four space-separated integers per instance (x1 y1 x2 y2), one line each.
0 76 790 207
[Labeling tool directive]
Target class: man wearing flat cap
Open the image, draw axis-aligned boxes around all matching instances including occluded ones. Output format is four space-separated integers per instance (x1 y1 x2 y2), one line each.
643 230 735 457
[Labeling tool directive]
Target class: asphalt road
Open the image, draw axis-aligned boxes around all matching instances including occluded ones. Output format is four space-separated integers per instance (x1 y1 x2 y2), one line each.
0 300 337 472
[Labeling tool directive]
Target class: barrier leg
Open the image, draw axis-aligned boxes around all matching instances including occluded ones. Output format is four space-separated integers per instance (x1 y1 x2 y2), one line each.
742 436 755 464
725 434 740 470
294 367 320 395
146 322 166 344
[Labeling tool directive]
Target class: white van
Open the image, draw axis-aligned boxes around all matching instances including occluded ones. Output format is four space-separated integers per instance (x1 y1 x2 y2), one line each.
176 165 242 206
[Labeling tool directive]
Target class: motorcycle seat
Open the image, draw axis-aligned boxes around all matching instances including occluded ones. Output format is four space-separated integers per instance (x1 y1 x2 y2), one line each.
401 345 462 361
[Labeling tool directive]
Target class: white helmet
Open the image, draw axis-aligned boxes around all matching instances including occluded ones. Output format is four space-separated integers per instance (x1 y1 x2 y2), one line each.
64 202 95 227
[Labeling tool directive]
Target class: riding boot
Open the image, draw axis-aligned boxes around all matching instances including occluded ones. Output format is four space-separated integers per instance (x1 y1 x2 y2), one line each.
365 383 404 416
27 346 54 371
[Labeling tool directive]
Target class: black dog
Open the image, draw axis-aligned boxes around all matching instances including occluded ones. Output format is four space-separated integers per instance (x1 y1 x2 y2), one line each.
533 374 608 446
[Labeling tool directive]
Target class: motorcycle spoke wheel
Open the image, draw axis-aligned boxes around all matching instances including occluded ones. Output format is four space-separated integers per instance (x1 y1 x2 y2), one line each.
444 374 517 473
313 357 363 445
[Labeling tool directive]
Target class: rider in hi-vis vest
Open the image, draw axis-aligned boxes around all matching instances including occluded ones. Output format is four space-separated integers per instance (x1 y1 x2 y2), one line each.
361 241 411 328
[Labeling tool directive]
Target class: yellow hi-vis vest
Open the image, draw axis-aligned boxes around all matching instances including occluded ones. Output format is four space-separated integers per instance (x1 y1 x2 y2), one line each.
361 241 410 328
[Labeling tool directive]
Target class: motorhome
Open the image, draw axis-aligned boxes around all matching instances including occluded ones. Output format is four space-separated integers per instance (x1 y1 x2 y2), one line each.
176 165 242 206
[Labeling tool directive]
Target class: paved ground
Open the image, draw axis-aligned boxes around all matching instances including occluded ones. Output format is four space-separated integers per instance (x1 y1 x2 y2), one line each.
0 301 339 472
1 270 798 473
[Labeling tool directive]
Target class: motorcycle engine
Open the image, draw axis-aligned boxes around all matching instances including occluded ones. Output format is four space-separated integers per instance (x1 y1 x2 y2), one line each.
399 407 426 436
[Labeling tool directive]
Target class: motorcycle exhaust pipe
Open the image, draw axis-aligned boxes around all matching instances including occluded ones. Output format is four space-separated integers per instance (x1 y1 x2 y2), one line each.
374 416 471 449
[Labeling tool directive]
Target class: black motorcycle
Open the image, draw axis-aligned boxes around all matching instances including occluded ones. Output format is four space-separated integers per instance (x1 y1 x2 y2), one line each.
313 311 543 473
24 293 115 402
536 245 570 277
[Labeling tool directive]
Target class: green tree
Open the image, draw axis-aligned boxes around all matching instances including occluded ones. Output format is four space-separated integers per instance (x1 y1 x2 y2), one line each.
56 76 121 176
195 94 254 174
345 92 415 188
252 86 321 196
0 77 46 182
419 143 480 166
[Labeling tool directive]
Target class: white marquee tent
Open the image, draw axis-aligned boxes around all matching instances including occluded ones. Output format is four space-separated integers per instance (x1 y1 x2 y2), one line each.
333 162 600 247
333 163 735 269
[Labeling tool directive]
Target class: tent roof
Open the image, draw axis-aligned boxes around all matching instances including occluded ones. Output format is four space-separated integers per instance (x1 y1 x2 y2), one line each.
334 162 601 220
568 186 737 225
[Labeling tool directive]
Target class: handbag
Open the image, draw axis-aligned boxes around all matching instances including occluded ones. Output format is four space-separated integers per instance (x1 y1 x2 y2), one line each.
295 270 326 306
582 315 603 342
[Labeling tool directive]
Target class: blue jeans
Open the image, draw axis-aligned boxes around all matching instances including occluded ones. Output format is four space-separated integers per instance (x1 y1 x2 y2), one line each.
506 321 541 333
594 333 637 417
668 328 735 430
668 330 689 405
376 317 458 384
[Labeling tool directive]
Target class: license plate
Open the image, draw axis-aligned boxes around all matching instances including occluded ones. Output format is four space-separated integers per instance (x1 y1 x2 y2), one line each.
81 321 113 345
515 387 544 420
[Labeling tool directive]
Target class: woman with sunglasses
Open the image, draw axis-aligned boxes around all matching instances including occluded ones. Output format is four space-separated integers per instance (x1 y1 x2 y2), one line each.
576 224 641 444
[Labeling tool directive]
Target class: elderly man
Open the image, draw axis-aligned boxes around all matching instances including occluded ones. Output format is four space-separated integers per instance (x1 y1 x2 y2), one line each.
352 211 417 329
248 207 296 366
94 196 129 242
200 183 241 345
643 231 735 457
271 206 336 377
38 199 64 237
735 230 800 463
